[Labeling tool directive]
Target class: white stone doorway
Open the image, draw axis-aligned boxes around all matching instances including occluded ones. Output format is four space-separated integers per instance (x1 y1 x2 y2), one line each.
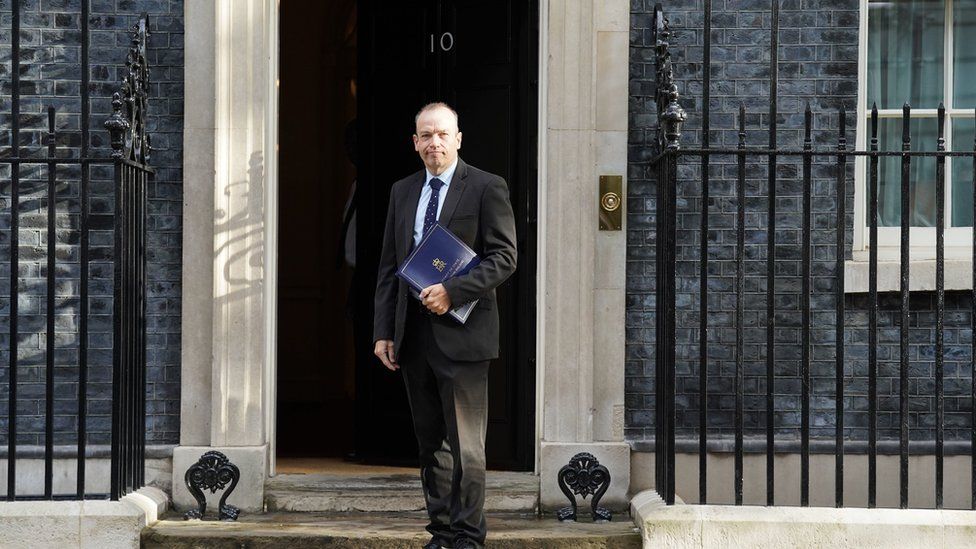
177 0 633 512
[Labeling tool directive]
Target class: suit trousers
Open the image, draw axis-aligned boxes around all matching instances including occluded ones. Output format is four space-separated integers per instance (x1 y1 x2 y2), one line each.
400 298 490 547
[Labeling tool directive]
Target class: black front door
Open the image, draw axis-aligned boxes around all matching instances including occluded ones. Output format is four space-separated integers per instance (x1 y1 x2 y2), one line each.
355 0 537 470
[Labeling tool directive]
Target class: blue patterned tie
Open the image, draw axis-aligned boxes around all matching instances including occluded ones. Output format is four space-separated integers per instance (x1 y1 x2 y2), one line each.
423 177 444 236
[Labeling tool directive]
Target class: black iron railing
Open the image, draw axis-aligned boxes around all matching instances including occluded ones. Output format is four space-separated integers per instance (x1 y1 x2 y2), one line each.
2 2 151 501
106 15 153 501
651 3 976 510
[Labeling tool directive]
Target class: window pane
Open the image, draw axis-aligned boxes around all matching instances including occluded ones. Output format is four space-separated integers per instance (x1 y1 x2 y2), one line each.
954 0 976 108
868 0 944 109
952 119 975 226
876 118 938 226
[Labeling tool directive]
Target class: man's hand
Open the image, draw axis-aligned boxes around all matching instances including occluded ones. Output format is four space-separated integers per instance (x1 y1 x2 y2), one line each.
373 339 399 371
420 283 452 315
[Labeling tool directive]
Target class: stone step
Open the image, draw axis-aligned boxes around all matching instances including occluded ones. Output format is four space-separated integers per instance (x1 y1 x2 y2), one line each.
265 471 539 513
142 511 643 549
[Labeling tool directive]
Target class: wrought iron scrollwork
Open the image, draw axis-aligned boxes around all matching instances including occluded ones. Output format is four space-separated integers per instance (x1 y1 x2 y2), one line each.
183 451 241 521
104 13 152 164
556 452 612 522
652 3 687 152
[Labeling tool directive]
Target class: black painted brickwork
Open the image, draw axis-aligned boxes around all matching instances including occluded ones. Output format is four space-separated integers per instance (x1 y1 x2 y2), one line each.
626 0 976 448
0 0 183 447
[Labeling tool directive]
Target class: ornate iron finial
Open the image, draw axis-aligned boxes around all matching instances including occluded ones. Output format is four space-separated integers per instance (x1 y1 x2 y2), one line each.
555 452 612 522
183 451 241 521
104 92 129 159
661 84 687 150
104 13 151 165
652 4 685 152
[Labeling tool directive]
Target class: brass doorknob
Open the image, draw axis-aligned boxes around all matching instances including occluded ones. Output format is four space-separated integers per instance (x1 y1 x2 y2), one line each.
601 192 621 212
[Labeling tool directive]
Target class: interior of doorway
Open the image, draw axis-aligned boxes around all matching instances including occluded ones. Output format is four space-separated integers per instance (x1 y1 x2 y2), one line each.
276 0 539 471
276 0 358 460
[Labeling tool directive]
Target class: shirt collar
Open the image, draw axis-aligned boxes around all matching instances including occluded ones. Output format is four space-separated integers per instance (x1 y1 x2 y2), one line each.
424 157 459 189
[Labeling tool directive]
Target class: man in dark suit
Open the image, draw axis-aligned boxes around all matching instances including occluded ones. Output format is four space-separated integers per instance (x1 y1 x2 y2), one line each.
373 102 517 549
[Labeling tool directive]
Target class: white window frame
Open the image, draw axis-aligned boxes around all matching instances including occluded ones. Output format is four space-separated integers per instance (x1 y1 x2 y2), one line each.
853 0 975 266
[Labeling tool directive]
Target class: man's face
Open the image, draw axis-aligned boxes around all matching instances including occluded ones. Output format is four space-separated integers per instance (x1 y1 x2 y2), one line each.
413 107 462 175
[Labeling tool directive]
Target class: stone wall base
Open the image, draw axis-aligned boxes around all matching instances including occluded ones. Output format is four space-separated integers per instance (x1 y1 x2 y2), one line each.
539 441 630 512
631 489 976 548
631 451 976 509
0 486 168 549
0 456 171 497
171 444 268 513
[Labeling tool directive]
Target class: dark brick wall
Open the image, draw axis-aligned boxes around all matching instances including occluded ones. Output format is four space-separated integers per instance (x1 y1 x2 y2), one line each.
626 0 975 448
0 0 183 448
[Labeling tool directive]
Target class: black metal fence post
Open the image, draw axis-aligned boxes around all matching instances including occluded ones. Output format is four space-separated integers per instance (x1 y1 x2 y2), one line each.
78 0 92 499
835 107 847 508
7 0 21 502
666 150 677 505
654 139 679 505
868 104 879 508
936 104 946 509
800 104 813 507
654 147 675 505
44 106 58 500
652 4 683 506
899 103 911 509
102 15 152 501
766 0 780 508
138 169 149 489
735 104 746 506
110 155 124 500
698 0 712 506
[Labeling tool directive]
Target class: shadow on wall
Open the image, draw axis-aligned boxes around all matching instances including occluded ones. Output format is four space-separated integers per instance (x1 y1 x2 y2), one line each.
214 151 265 303
209 150 266 442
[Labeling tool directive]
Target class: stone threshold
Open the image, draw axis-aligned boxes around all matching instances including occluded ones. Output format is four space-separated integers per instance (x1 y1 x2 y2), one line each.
143 511 642 548
632 489 976 548
265 470 540 513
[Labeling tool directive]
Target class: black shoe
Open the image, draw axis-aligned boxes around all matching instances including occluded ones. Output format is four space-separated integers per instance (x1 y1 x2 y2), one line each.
423 538 451 549
453 538 478 549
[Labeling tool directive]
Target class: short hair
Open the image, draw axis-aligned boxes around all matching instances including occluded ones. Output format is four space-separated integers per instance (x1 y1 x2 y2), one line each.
414 102 460 130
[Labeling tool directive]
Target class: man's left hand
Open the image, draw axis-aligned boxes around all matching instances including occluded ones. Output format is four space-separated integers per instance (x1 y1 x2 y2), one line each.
420 283 452 315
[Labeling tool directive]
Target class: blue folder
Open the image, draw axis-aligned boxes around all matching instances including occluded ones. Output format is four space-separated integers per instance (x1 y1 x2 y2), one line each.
396 223 481 324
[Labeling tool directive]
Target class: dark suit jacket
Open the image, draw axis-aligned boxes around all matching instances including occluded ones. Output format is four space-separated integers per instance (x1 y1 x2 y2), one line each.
373 158 517 362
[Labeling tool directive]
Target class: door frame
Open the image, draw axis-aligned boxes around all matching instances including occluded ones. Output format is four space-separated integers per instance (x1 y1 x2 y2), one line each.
266 0 281 476
533 0 547 476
